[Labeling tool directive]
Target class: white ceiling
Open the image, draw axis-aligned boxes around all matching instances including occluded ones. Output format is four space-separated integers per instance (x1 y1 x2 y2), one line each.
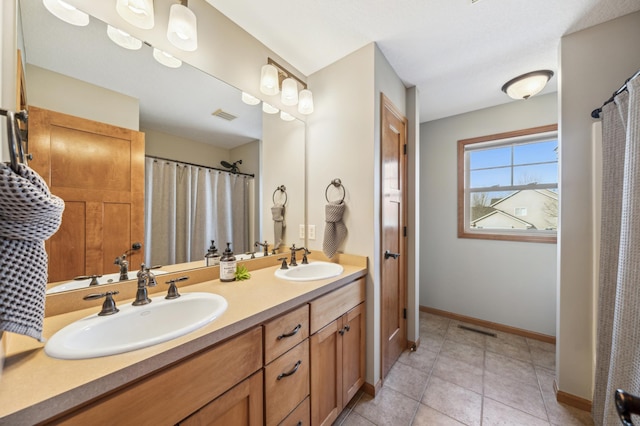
207 0 640 122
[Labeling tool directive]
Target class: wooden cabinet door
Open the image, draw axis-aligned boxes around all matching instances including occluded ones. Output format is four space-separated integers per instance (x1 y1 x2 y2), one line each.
310 319 342 426
28 106 145 282
179 371 263 426
341 303 365 405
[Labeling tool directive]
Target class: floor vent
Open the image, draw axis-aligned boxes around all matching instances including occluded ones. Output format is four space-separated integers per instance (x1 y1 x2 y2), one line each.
458 324 497 338
211 109 237 121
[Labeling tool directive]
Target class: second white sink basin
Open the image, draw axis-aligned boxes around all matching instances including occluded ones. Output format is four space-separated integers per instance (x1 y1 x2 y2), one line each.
275 261 344 282
45 292 227 360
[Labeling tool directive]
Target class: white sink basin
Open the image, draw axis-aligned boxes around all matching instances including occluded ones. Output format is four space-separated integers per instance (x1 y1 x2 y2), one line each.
274 261 344 282
46 270 168 294
45 292 227 360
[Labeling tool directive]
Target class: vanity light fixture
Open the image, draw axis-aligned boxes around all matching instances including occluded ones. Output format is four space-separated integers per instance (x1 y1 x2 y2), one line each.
116 0 154 30
280 111 296 122
42 0 89 26
152 48 182 68
259 58 314 115
262 103 279 114
241 92 261 106
167 0 198 52
107 25 142 50
501 70 554 100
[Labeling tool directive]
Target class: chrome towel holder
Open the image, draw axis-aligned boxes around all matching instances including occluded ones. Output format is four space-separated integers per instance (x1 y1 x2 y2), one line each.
273 185 287 205
325 178 346 203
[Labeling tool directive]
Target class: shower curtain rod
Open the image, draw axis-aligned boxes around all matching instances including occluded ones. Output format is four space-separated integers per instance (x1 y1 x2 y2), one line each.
591 68 640 119
146 155 255 178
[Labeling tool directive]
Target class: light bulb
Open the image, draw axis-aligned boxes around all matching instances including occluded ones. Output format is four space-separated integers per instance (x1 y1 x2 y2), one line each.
260 64 279 96
116 0 154 29
281 78 299 106
107 25 142 50
262 103 279 114
241 92 261 106
43 0 89 26
298 89 314 115
167 4 198 52
280 111 295 122
153 48 182 68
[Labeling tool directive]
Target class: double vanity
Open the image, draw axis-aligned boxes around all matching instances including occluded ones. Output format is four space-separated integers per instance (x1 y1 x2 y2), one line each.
0 254 367 425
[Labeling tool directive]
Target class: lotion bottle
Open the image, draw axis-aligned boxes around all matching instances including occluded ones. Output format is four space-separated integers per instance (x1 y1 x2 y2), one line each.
205 240 219 266
220 242 237 282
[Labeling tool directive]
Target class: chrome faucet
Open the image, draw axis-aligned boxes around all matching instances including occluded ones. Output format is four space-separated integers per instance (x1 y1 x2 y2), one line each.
255 240 269 257
133 263 157 306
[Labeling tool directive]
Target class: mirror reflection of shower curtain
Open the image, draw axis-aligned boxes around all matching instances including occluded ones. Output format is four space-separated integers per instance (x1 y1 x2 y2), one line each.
144 158 252 266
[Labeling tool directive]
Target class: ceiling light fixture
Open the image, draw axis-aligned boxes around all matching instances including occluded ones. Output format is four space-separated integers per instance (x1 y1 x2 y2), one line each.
167 0 198 51
107 25 142 50
115 0 154 29
280 111 295 122
262 103 279 114
259 58 314 115
501 70 554 100
42 0 89 26
152 48 182 68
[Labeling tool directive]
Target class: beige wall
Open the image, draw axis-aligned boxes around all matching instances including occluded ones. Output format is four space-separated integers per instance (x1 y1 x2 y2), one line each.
420 93 558 336
143 127 232 166
26 64 139 130
558 10 640 400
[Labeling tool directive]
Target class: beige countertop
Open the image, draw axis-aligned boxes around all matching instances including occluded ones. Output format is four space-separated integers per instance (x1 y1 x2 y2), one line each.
0 255 367 425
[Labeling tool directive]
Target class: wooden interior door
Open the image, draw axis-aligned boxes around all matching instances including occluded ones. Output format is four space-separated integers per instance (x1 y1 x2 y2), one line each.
380 94 408 379
28 106 145 282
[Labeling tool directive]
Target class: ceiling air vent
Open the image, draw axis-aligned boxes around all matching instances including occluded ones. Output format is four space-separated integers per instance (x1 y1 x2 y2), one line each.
211 109 237 121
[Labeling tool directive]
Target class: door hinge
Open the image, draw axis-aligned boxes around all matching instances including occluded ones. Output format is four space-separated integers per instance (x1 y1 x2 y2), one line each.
403 144 407 155
403 226 407 237
403 308 407 319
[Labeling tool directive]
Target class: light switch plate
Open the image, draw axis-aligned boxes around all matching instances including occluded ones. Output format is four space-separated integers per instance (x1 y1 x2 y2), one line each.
299 224 305 239
308 224 316 240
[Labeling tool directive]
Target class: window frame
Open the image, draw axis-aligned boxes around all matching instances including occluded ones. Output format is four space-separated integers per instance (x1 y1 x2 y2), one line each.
457 124 558 244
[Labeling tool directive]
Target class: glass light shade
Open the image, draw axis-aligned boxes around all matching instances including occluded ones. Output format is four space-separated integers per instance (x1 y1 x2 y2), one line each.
262 103 279 114
260 64 280 96
153 48 182 68
241 92 261 106
43 0 89 26
167 4 198 52
107 25 142 50
116 0 154 29
502 70 553 100
280 111 295 122
298 89 314 114
281 78 299 106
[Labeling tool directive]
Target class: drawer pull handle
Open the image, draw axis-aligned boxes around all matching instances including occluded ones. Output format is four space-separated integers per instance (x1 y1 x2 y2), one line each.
277 324 302 340
277 360 302 380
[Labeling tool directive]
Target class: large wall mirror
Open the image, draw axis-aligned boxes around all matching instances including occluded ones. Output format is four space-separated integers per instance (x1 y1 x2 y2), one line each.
18 0 306 294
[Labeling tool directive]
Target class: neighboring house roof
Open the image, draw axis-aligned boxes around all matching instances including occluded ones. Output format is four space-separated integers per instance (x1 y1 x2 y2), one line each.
490 188 557 208
471 209 536 229
471 206 495 221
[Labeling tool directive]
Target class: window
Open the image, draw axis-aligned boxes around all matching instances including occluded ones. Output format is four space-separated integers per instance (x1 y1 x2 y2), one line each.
457 124 558 243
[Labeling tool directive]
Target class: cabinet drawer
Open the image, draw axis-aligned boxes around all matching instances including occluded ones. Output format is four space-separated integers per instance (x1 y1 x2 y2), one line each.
264 304 309 364
265 339 310 426
310 278 365 334
279 396 310 426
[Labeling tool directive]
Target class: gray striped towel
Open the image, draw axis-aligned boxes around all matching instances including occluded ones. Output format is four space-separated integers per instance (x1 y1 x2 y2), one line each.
323 201 347 258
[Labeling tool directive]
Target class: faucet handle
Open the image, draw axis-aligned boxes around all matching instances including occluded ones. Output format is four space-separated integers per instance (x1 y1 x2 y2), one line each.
165 276 189 299
83 291 120 316
74 274 102 286
278 257 289 270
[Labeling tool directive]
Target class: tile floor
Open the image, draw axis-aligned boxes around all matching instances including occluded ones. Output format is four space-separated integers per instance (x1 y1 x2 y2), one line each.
335 311 594 426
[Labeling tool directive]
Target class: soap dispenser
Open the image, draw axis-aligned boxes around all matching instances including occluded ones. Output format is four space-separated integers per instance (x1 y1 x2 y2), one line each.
219 242 237 282
205 240 219 266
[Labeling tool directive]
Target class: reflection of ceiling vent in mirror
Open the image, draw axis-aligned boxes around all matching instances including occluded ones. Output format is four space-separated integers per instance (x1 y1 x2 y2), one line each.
211 109 237 121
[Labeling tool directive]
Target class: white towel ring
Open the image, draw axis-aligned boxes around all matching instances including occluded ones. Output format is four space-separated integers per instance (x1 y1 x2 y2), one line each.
273 185 287 205
325 178 346 203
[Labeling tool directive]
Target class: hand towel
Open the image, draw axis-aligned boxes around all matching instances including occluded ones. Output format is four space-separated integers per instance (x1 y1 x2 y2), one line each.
0 163 64 341
323 201 347 258
271 203 286 249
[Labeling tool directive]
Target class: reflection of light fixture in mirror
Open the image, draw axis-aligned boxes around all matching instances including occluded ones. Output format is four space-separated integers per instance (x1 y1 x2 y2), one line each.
501 70 554 100
116 0 154 29
107 25 142 50
298 89 314 115
262 103 279 114
259 58 314 114
43 0 89 26
260 64 280 96
167 0 198 51
241 92 261 106
153 48 182 68
280 111 295 122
